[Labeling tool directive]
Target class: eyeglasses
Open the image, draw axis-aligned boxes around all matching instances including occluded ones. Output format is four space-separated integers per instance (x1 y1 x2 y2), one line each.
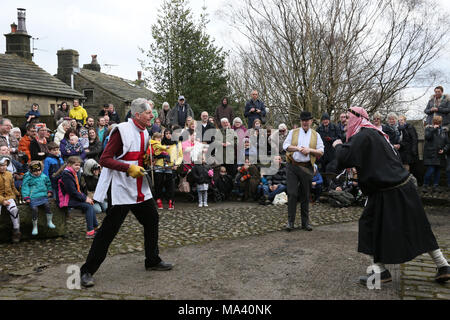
347 109 369 120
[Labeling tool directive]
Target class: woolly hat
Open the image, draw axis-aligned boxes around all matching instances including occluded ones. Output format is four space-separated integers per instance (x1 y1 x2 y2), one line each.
321 113 330 121
0 156 10 166
29 161 43 172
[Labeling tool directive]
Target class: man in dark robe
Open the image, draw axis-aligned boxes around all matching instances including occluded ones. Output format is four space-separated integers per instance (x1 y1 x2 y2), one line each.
333 106 449 286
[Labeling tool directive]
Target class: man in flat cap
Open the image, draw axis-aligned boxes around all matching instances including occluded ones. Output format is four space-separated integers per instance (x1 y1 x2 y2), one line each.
283 111 324 231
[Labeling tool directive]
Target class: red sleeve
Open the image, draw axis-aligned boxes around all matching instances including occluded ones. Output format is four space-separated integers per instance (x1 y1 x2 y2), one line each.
99 130 130 173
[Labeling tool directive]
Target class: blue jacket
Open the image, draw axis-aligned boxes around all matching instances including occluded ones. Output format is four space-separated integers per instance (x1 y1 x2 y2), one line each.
21 172 52 201
60 138 86 160
44 154 64 190
312 171 323 185
244 99 266 128
25 110 41 119
61 169 87 207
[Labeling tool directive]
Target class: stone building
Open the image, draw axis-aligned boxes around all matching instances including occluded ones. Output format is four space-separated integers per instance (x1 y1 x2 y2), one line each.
56 50 154 120
0 9 84 129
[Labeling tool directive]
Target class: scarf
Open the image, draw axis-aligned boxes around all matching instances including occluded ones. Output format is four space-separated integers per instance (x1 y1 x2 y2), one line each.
346 107 390 143
66 166 81 193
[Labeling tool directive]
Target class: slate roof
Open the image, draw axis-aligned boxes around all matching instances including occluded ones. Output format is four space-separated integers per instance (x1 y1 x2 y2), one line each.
77 68 154 103
0 54 84 99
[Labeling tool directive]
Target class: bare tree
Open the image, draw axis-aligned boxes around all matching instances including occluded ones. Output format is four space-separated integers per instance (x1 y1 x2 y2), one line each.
225 0 449 125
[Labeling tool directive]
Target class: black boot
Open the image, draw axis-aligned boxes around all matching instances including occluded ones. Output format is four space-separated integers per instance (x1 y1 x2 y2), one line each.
435 266 450 283
285 222 295 232
81 273 95 288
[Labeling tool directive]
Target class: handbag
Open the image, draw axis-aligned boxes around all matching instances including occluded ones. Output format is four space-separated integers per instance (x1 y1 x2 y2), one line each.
178 176 191 193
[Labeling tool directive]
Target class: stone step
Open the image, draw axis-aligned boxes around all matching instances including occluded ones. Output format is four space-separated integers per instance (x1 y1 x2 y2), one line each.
0 200 66 243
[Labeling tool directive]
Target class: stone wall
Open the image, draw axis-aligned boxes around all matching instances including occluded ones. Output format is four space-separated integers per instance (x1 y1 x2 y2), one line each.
0 92 74 118
0 200 66 243
73 76 128 120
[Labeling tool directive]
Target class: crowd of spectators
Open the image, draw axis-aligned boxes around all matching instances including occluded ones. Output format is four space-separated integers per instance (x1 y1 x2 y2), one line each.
1 86 449 244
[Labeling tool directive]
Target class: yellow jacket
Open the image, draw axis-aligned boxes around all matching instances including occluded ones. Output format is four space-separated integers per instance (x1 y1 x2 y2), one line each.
0 171 20 203
69 106 88 125
151 140 169 156
155 142 183 167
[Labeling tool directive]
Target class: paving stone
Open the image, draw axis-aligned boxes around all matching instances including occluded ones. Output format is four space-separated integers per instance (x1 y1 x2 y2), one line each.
20 291 52 300
47 295 75 300
100 294 122 300
404 291 434 298
403 270 435 277
122 296 148 300
436 293 450 300
0 288 23 297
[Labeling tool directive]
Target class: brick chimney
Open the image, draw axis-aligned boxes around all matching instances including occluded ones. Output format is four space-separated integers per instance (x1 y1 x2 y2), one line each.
4 8 32 60
83 54 101 72
56 49 80 87
136 71 145 87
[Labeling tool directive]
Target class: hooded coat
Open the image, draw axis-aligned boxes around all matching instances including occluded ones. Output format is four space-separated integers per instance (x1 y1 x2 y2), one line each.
21 171 52 201
54 122 67 146
424 94 450 126
69 106 88 125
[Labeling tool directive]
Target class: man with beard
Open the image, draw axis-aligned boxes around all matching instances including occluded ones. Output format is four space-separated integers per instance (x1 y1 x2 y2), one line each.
333 106 449 285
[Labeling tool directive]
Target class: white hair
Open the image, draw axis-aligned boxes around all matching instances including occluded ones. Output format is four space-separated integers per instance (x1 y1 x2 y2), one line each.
278 123 287 130
162 102 170 108
11 127 21 134
220 118 229 124
233 117 242 125
130 98 151 118
387 112 398 120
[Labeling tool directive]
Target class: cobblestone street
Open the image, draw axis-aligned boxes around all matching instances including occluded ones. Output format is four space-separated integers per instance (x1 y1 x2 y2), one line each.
0 201 448 300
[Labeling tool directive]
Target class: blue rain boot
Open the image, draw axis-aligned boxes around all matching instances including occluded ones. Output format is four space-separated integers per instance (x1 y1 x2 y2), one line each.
32 219 38 236
46 214 56 229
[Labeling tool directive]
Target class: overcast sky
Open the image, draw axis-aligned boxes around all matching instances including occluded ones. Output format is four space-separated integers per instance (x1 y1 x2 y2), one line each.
1 0 450 119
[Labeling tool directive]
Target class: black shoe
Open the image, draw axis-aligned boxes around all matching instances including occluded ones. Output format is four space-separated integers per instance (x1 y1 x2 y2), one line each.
285 222 295 232
302 225 313 231
435 266 450 283
81 273 95 288
359 270 392 286
146 261 173 271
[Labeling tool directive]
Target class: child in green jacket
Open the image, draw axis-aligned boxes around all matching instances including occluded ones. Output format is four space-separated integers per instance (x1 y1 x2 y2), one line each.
21 161 55 236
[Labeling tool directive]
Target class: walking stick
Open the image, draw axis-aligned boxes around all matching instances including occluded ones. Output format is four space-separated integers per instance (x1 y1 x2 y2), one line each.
149 148 155 188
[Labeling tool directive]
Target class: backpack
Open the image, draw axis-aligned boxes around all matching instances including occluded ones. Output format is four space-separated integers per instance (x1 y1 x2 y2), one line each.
327 190 355 208
57 178 70 208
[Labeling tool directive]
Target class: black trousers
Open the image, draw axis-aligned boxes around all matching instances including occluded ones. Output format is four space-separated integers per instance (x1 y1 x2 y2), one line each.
80 198 161 275
154 171 175 201
287 163 313 226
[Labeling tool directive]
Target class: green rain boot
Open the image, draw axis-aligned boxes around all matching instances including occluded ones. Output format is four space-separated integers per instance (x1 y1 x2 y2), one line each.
32 219 38 236
46 214 56 229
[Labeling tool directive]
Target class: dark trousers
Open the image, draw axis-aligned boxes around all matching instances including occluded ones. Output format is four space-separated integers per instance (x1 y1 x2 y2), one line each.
154 171 175 201
80 199 161 275
287 163 313 226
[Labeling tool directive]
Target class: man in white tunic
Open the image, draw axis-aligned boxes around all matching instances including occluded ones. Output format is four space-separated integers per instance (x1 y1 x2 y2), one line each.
283 112 324 231
80 98 173 288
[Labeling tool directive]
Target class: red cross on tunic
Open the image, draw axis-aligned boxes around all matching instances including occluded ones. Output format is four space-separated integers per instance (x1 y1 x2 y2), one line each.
121 131 145 203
